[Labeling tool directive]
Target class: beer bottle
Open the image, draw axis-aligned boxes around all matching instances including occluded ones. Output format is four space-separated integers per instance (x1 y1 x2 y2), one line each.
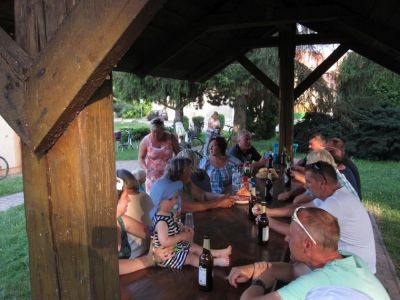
280 147 287 165
268 153 273 169
257 201 269 245
265 171 273 206
249 180 256 221
198 235 213 291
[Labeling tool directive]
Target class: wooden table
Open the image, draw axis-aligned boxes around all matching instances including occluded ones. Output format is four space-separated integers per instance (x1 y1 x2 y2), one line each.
120 174 289 300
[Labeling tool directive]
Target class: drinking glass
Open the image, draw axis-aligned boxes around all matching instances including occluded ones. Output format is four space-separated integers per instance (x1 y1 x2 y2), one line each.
185 212 194 229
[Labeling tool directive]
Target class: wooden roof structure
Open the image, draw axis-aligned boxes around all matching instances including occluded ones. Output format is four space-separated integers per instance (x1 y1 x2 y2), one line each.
1 0 399 299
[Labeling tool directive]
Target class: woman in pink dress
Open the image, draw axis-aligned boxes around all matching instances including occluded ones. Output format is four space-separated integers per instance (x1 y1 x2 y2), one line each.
139 117 180 192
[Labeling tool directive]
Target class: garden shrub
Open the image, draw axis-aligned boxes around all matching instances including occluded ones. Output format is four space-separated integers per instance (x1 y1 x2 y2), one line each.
218 114 225 129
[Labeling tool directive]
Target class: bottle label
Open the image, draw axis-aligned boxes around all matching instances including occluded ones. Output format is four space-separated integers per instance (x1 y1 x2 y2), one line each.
198 266 207 286
262 226 269 242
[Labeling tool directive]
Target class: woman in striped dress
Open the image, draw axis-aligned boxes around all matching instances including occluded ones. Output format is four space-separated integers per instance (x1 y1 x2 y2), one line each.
151 179 232 269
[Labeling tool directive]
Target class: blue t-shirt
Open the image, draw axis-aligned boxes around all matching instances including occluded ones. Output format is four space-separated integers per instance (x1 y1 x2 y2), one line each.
278 252 389 300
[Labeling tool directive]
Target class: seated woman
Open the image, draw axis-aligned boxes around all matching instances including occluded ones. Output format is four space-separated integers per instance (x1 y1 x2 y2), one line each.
199 136 241 194
117 169 153 258
150 157 235 216
116 175 173 275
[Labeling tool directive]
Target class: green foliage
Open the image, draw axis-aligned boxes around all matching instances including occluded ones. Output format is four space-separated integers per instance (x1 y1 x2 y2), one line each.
0 176 23 197
112 71 206 115
346 106 400 160
192 116 204 131
218 114 225 129
336 52 400 126
294 108 400 161
183 116 189 131
113 100 152 118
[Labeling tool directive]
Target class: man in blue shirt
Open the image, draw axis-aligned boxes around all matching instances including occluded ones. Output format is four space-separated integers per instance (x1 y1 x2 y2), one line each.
227 207 389 300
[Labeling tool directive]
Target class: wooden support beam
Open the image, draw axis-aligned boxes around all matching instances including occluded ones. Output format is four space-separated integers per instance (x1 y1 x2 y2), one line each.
23 80 119 300
278 24 296 158
239 33 341 48
203 5 347 32
294 44 348 99
0 27 32 143
24 0 166 155
237 54 279 98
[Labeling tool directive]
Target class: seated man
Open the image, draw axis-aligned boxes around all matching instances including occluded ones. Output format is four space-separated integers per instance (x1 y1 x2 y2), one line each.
229 129 268 170
227 207 389 300
326 137 361 199
278 133 326 201
253 161 375 273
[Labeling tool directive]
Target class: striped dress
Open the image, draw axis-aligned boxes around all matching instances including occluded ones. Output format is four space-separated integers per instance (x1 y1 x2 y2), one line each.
152 213 190 269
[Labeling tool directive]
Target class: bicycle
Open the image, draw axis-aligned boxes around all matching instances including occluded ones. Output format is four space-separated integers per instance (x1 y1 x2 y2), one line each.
179 128 204 161
0 156 9 180
115 129 139 152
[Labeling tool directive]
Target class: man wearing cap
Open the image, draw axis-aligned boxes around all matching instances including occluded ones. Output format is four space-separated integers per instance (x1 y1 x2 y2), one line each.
227 207 389 300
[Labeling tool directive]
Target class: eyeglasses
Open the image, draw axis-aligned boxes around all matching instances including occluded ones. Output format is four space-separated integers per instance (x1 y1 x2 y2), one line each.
291 207 317 245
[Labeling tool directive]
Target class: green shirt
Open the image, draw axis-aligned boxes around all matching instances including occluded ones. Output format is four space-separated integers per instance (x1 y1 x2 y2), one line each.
278 252 389 300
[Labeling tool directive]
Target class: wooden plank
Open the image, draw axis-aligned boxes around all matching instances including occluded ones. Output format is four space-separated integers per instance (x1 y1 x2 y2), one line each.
278 25 296 158
237 54 279 98
0 27 32 143
239 33 341 48
45 80 119 299
24 0 166 155
202 5 347 32
294 44 348 99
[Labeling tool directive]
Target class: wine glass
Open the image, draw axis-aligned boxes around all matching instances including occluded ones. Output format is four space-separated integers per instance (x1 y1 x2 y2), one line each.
184 212 194 229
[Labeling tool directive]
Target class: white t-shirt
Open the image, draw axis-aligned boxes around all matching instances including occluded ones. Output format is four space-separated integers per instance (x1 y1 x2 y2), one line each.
125 192 154 259
313 187 376 273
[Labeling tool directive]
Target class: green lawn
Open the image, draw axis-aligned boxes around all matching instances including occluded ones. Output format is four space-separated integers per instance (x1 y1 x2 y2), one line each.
0 176 23 197
0 146 399 298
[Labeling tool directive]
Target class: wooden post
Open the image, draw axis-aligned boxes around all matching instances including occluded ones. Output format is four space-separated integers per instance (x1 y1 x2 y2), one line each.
15 1 119 298
278 25 296 159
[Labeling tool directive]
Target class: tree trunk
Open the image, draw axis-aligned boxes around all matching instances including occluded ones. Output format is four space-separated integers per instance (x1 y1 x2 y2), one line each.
174 107 184 123
232 95 247 141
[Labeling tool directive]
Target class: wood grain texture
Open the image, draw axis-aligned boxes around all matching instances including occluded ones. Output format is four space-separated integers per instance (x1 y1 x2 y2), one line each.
0 27 32 143
24 0 165 155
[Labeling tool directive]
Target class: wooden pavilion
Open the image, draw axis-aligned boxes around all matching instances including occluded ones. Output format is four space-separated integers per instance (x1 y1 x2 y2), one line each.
1 0 399 298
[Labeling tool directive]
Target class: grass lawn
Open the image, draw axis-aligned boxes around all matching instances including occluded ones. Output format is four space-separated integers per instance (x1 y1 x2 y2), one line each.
0 141 399 298
0 176 23 197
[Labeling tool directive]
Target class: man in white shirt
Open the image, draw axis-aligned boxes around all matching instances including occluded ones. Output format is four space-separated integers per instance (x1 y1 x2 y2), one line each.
253 161 376 273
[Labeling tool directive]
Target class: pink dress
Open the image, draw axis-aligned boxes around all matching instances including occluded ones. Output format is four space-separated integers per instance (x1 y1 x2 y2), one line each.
143 134 174 192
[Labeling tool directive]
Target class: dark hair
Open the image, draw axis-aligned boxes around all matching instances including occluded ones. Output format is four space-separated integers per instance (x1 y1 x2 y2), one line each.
305 161 337 184
209 136 227 155
116 169 139 199
327 137 345 152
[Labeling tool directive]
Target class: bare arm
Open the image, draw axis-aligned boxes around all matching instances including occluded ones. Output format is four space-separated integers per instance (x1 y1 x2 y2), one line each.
122 215 148 240
138 138 148 170
269 218 290 236
156 220 192 247
240 262 296 300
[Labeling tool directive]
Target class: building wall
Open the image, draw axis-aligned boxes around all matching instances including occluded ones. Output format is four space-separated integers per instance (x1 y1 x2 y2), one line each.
0 116 22 175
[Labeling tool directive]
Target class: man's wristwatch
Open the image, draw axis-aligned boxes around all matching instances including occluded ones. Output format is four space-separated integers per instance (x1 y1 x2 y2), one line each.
251 279 267 294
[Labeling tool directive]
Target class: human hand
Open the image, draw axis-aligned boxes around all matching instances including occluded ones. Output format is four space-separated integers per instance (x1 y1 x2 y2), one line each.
226 264 255 288
291 170 305 184
152 246 174 263
278 191 291 201
218 197 235 208
257 157 268 168
252 203 262 216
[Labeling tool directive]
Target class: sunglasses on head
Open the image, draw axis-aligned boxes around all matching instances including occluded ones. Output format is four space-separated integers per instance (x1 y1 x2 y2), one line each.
308 161 327 182
291 206 317 245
